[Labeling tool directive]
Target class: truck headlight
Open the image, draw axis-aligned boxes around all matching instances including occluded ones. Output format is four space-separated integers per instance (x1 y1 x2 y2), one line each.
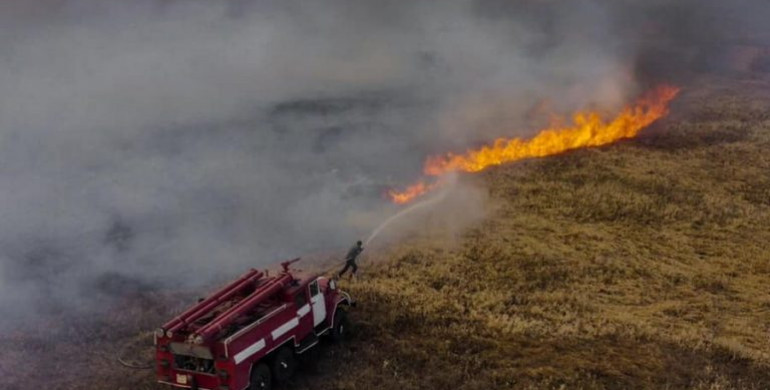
155 328 165 338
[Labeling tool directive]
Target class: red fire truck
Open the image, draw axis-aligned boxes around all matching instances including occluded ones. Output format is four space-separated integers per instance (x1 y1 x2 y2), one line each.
154 259 353 390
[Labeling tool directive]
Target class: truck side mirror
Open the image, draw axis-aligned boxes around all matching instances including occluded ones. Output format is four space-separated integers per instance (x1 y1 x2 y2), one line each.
329 280 337 290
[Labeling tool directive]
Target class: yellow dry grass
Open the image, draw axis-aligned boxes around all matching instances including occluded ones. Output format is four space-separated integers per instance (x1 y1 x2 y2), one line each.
328 76 770 390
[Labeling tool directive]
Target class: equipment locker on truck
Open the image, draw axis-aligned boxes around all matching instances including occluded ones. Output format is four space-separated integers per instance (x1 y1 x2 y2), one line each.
154 259 353 390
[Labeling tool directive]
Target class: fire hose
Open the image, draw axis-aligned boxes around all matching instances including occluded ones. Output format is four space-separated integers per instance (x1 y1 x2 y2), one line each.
116 331 154 370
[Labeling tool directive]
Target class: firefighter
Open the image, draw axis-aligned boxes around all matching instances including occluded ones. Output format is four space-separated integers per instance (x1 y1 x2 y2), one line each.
338 240 363 279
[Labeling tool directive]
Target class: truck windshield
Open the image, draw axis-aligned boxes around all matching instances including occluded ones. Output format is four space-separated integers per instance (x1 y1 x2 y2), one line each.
309 280 320 296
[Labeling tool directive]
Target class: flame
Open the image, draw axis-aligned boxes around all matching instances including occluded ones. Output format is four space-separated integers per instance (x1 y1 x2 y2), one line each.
388 85 680 204
387 180 440 205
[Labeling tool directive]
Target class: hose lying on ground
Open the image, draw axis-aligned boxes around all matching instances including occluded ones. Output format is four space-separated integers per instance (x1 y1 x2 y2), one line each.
116 331 154 370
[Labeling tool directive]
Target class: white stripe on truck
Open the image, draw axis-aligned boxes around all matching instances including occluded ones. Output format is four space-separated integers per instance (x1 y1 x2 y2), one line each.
271 318 299 340
233 338 265 364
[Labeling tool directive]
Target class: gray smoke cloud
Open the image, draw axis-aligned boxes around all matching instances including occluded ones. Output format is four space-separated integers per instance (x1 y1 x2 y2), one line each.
0 0 768 329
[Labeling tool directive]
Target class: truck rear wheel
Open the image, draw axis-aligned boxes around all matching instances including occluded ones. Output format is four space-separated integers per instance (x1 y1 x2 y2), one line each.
271 346 296 383
330 308 349 343
250 363 272 390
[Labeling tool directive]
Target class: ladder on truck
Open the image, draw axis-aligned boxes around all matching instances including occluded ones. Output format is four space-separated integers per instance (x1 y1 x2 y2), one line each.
159 259 300 344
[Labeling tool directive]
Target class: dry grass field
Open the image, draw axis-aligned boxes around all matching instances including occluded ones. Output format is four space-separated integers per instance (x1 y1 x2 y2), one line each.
2 76 769 390
330 76 770 390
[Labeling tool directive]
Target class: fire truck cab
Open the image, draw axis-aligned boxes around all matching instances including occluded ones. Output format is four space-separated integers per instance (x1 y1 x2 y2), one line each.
154 259 353 390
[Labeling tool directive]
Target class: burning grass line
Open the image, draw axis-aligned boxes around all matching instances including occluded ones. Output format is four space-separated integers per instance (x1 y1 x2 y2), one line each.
388 85 681 204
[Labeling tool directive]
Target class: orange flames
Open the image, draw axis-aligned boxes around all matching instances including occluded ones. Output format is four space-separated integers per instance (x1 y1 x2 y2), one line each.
388 85 680 204
387 180 441 205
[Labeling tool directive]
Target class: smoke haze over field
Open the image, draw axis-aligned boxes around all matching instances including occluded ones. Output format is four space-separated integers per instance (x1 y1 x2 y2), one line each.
0 0 768 329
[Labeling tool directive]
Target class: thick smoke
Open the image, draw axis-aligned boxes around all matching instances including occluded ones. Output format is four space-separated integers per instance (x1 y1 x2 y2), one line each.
0 0 768 329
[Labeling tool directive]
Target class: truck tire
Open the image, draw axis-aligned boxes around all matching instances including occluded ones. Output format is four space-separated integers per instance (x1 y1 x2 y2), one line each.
299 344 320 373
271 346 296 383
250 363 272 390
330 309 349 343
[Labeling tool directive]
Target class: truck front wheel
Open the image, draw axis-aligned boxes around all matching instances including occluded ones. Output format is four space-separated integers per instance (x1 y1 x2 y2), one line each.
271 346 297 383
250 363 272 390
330 309 349 343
